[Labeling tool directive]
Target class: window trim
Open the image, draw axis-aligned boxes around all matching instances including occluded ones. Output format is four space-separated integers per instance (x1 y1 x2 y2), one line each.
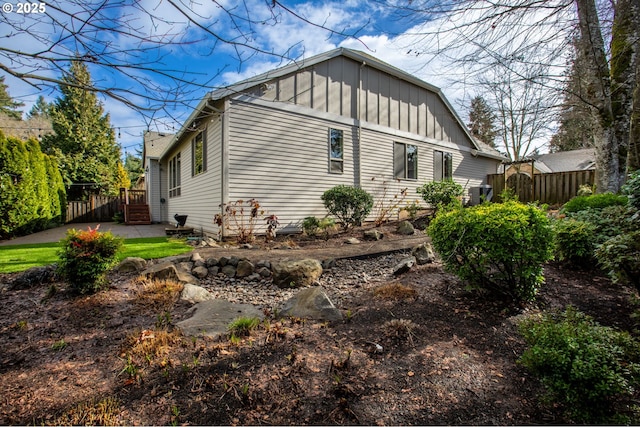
328 128 344 174
169 152 181 198
191 130 207 177
394 141 418 180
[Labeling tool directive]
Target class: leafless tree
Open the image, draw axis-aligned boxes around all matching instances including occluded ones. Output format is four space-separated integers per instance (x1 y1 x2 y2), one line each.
479 61 558 160
0 0 367 121
384 0 639 191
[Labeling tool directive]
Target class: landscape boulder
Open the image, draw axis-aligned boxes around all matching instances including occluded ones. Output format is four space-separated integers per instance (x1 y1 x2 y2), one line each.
115 257 147 273
192 266 209 279
279 286 342 322
176 299 264 339
393 256 416 276
396 220 415 235
363 230 384 241
141 262 200 285
9 265 58 290
235 260 255 278
412 242 436 265
271 259 323 288
181 284 214 304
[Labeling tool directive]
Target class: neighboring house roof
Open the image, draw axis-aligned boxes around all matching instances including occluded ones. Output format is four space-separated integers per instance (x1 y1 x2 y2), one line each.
162 47 504 161
143 131 174 167
533 148 596 173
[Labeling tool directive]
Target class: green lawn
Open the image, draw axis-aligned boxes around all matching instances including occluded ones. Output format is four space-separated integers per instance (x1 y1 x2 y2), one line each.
0 237 193 274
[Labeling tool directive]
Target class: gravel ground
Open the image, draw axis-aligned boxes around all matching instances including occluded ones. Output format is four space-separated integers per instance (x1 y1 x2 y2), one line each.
198 251 412 310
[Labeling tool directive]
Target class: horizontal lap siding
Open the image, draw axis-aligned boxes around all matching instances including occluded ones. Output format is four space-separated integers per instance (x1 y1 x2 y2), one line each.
165 118 222 234
360 128 498 213
227 101 355 232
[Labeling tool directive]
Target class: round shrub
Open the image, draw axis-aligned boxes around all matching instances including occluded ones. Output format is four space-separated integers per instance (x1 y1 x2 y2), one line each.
519 307 640 423
561 193 627 214
428 201 553 302
321 185 373 229
416 179 464 208
595 230 640 291
552 218 596 267
57 225 123 294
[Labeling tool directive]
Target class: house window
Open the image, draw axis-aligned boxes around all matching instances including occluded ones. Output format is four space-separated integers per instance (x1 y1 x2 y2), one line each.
329 128 344 174
394 142 418 180
434 150 453 180
169 152 181 198
192 131 207 176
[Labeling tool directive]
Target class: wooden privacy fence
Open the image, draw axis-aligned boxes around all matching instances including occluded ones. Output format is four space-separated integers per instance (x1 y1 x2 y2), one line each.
487 170 595 205
66 195 121 223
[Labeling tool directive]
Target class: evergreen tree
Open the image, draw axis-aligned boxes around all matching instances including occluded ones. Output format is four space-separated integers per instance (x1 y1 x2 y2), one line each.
123 151 143 187
550 38 600 153
42 61 121 195
27 95 51 119
468 95 497 148
0 76 24 119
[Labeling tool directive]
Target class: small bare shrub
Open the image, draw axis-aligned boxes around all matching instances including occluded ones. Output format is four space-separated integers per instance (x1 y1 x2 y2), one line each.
373 282 417 300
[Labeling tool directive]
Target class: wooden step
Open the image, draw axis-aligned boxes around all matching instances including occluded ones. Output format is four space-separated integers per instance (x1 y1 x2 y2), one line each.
124 204 151 225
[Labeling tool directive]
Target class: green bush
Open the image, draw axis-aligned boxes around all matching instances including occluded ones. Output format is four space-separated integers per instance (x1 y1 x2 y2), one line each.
302 216 320 236
561 193 628 214
57 225 123 294
518 307 640 423
595 231 640 291
428 201 553 302
622 169 640 210
416 179 464 209
552 218 596 266
321 185 373 229
566 205 636 245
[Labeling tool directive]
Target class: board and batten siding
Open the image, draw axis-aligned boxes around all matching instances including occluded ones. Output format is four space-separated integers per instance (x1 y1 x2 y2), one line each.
255 55 470 149
226 100 356 232
164 115 222 235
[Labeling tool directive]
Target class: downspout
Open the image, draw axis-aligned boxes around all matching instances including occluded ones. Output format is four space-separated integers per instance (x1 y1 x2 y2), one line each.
220 97 230 240
356 61 366 188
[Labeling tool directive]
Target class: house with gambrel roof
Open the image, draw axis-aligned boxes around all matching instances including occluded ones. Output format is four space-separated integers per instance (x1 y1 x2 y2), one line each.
150 48 504 237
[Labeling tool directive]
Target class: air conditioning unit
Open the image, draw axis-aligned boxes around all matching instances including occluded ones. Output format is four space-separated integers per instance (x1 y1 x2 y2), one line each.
469 185 493 205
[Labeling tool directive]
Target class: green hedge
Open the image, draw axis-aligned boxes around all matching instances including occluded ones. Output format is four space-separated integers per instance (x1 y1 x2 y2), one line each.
0 131 66 239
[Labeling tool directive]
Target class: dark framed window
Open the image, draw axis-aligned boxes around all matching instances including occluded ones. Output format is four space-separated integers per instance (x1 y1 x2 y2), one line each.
169 152 181 198
329 128 344 174
192 130 207 176
394 142 418 180
434 150 453 180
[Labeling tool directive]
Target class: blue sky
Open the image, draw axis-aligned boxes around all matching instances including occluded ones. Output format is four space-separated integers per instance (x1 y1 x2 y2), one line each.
1 0 569 157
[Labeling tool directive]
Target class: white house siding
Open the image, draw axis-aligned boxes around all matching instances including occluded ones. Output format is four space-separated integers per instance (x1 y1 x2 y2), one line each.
226 100 356 233
359 125 498 214
164 115 222 234
147 159 163 222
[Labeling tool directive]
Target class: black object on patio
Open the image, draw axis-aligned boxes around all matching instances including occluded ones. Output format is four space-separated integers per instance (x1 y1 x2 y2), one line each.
174 214 188 228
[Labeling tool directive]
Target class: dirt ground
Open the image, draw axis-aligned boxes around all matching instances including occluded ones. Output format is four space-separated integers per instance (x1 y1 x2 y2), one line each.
0 220 638 425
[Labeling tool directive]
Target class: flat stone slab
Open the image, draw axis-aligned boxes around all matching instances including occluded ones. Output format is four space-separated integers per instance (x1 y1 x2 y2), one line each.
176 299 264 339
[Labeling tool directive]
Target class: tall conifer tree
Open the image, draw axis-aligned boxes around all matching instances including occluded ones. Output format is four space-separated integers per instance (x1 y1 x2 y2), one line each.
42 61 121 195
468 96 498 148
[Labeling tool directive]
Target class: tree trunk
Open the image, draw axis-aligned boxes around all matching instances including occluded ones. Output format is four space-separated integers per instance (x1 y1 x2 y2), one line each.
575 0 620 192
626 0 640 174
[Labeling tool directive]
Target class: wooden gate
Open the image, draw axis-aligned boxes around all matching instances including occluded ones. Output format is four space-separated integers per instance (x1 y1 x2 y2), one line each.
66 195 121 223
